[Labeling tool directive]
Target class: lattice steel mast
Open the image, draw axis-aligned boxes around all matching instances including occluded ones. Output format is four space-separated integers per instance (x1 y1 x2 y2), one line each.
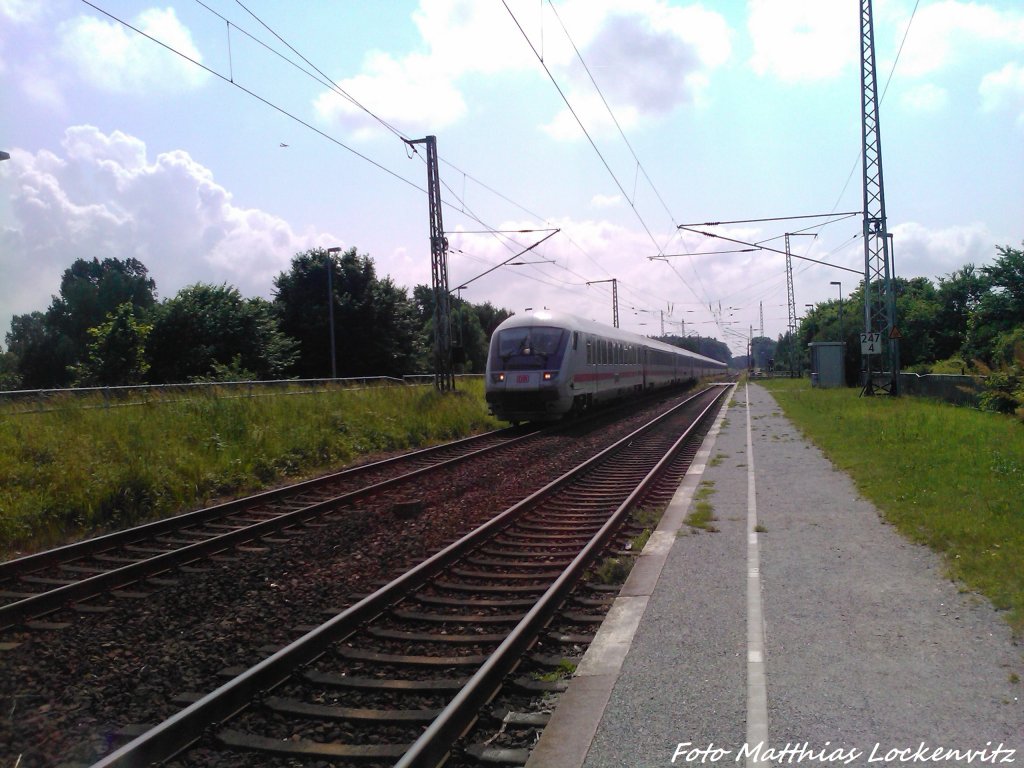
406 136 455 392
785 234 797 376
860 0 900 395
586 278 619 327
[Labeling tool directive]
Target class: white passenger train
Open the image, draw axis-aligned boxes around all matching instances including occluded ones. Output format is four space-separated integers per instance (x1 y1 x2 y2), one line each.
485 310 728 423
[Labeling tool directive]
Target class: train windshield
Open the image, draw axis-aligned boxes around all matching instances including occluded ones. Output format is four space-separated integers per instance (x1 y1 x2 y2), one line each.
492 326 568 370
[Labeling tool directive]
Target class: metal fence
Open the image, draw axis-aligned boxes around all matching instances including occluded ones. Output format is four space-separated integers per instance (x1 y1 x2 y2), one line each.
897 373 986 407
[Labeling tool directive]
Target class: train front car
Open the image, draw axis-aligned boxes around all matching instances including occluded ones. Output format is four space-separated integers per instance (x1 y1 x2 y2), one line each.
485 311 574 423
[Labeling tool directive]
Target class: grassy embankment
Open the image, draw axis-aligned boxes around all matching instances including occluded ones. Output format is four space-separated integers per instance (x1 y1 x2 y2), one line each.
759 377 1024 634
0 379 502 559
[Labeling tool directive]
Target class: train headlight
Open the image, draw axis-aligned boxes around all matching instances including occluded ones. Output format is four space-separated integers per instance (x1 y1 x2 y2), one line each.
491 372 505 383
542 371 558 381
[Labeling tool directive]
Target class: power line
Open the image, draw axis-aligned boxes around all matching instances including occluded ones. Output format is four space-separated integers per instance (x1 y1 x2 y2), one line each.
97 0 587 301
231 0 409 141
681 211 860 227
83 0 697 329
678 226 862 275
81 0 424 195
539 0 711 306
545 1 678 227
500 0 704 307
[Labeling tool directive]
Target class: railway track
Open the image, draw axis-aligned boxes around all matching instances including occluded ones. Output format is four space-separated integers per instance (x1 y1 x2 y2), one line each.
90 384 730 768
0 426 539 631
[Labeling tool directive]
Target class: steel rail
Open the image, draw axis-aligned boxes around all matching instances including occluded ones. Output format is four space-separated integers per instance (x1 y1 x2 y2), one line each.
396 383 731 767
89 385 727 768
0 427 537 629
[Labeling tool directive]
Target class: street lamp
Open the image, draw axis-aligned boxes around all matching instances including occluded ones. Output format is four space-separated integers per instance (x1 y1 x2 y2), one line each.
830 281 843 342
326 247 341 379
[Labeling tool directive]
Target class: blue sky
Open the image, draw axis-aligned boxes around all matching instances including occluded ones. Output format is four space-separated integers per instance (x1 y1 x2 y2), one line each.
2 0 1022 355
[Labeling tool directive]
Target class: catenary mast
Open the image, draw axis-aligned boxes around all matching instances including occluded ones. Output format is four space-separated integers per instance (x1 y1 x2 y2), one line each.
860 0 900 394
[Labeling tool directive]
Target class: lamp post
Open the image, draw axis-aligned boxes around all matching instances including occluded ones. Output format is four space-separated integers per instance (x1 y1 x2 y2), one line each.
326 247 341 379
830 281 843 343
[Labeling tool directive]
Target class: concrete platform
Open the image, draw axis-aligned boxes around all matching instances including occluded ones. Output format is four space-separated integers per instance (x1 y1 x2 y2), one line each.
528 382 1022 768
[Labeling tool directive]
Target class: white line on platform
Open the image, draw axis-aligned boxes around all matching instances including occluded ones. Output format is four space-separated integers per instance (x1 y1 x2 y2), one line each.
745 382 769 766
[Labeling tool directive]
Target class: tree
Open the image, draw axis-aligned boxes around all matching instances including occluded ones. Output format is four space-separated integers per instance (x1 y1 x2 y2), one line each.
47 258 157 359
751 336 777 370
935 264 988 362
965 244 1024 365
146 284 297 383
0 347 21 391
473 302 513 338
414 288 513 374
4 312 76 389
72 303 151 386
274 248 421 378
892 277 942 367
662 334 731 364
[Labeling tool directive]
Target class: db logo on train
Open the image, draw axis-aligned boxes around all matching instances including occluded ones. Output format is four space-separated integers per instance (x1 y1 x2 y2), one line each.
517 374 530 384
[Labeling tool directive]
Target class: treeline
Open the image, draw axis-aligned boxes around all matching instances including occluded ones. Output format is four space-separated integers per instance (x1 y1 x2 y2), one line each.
0 248 512 390
792 242 1024 411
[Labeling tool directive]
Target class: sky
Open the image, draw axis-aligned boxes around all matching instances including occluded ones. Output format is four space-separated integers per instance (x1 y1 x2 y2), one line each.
1 0 1022 357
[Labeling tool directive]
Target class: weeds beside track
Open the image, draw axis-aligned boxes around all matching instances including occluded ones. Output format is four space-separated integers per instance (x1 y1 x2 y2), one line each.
0 380 501 557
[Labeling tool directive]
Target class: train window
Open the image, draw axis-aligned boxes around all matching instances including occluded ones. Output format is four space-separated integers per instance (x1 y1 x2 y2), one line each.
491 326 568 370
586 337 592 364
573 331 579 351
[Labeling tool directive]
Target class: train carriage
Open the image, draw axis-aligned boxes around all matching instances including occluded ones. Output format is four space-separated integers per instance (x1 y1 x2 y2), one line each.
484 310 727 423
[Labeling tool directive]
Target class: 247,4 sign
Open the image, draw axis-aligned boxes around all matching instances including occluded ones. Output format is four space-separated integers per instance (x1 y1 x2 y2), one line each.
860 332 882 354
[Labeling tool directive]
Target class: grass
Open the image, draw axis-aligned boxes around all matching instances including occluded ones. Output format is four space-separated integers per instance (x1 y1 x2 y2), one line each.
533 659 577 682
760 378 1024 634
592 556 633 585
0 379 501 558
684 481 719 532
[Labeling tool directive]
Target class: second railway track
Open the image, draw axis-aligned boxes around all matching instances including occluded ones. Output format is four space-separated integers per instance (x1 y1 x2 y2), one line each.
0 425 539 630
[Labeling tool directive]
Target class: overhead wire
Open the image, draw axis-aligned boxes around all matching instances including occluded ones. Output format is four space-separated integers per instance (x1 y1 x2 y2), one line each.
542 0 711 306
206 1 711 326
187 0 596 299
500 0 706 309
227 1 652 310
84 0 714 331
81 0 425 196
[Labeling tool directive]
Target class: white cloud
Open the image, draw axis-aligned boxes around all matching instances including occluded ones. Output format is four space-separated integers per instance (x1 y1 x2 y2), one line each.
313 51 467 137
980 61 1024 126
58 7 209 94
542 1 731 138
591 193 622 208
314 0 730 139
900 82 949 111
0 126 336 326
896 1 1024 78
0 0 43 24
748 0 858 81
888 221 996 279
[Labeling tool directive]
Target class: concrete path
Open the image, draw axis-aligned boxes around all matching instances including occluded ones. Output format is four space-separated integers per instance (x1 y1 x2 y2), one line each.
528 382 1021 768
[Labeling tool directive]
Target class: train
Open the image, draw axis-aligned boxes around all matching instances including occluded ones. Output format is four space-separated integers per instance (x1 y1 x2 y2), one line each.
484 309 728 423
